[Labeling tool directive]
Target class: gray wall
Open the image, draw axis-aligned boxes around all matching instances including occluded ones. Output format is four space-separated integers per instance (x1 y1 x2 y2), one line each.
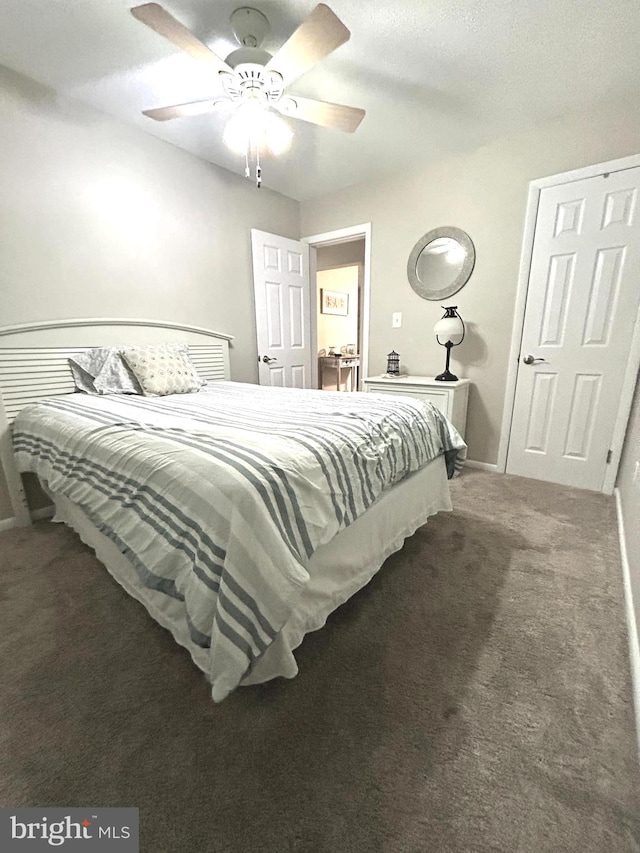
0 65 300 380
300 96 640 466
0 64 300 522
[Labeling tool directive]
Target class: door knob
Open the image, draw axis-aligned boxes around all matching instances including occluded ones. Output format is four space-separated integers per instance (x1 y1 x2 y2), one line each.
523 354 547 365
261 355 277 364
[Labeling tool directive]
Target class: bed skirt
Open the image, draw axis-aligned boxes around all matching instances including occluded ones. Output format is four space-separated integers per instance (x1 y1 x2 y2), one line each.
51 454 451 690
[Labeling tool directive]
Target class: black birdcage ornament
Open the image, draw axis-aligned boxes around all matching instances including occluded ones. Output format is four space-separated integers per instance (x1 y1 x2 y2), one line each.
386 350 400 375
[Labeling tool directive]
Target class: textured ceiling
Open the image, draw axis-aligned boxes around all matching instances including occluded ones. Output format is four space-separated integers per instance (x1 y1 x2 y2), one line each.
1 0 640 200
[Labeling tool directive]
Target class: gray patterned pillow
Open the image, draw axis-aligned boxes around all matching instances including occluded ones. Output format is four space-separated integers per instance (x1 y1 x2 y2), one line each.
69 347 142 395
121 343 203 396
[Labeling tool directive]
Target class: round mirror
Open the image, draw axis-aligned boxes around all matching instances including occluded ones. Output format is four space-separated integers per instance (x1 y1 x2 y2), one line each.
407 227 475 301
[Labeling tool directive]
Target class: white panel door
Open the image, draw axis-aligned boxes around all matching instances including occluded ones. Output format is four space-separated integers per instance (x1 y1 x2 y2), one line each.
507 167 640 490
251 229 312 388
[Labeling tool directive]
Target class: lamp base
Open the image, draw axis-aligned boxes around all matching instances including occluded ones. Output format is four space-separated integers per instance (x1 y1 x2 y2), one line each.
434 369 459 382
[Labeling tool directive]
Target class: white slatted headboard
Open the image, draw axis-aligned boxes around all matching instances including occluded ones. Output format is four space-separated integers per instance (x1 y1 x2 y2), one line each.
0 343 230 423
0 318 234 528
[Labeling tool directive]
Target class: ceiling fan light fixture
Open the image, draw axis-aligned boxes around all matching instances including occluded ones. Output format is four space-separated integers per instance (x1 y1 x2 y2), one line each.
131 2 366 187
277 96 298 116
223 100 293 156
263 112 294 155
223 100 262 154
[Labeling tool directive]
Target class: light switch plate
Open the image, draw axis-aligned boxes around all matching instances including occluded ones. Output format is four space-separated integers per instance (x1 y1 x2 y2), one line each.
392 312 402 328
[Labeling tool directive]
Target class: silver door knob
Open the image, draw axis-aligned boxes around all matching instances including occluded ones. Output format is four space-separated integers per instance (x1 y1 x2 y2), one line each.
261 355 277 364
523 354 547 364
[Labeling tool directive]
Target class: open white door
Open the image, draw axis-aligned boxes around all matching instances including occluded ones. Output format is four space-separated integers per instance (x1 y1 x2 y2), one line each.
506 166 640 490
251 229 312 388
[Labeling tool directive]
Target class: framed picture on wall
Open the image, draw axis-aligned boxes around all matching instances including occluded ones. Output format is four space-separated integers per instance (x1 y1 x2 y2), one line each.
321 289 349 316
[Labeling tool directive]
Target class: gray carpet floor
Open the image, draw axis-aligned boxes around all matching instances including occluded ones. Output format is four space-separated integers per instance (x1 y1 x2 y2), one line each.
0 468 639 852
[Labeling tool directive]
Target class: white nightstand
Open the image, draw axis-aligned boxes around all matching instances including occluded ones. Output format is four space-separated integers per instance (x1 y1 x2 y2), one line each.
363 375 470 439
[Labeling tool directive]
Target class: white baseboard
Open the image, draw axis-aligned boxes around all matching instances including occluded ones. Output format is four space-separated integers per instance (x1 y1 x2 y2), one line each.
464 460 498 472
0 516 17 532
32 506 55 521
0 504 53 532
614 488 640 759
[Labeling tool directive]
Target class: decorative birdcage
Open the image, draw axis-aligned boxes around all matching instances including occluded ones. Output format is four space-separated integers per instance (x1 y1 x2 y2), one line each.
386 350 400 375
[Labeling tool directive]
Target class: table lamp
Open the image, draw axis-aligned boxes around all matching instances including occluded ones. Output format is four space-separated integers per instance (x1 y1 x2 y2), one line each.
434 306 465 381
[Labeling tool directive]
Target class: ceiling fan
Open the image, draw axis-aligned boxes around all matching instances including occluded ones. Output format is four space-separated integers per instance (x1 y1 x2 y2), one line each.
130 2 365 185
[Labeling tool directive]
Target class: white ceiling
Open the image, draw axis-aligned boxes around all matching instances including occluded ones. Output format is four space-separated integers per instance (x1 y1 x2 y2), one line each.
2 0 640 201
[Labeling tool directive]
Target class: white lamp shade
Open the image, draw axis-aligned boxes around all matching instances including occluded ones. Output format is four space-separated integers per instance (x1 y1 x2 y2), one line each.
263 112 294 155
223 102 293 156
434 315 464 344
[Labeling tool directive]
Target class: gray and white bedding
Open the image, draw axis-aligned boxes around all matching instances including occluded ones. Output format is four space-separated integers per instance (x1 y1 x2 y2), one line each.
12 381 466 701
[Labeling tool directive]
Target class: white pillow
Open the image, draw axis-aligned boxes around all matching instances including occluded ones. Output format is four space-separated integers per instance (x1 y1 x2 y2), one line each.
121 343 204 396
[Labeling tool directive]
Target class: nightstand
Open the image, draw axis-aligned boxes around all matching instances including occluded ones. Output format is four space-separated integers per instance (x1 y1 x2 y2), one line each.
363 375 470 438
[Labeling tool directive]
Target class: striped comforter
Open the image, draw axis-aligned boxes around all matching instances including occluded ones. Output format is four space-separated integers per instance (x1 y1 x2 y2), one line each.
12 381 466 700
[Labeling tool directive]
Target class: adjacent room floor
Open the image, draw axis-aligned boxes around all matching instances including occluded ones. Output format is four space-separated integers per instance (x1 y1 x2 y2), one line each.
1 469 638 852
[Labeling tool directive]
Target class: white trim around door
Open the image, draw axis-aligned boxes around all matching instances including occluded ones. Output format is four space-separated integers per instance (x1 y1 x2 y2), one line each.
614 487 640 757
497 152 640 495
302 223 372 388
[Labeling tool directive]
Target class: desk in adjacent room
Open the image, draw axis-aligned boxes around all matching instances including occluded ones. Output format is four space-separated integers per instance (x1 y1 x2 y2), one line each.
319 355 360 392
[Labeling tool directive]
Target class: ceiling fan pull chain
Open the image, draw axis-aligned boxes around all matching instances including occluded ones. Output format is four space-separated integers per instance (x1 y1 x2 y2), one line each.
244 144 250 179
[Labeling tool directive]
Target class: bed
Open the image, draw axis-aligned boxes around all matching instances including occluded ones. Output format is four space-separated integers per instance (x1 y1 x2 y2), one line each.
0 319 467 701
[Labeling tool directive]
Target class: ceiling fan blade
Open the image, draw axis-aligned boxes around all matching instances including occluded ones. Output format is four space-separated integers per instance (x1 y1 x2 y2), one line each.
131 3 232 75
142 99 227 121
279 96 365 133
265 4 350 87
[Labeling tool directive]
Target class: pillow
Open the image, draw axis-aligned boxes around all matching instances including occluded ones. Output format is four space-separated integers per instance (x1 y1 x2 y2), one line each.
68 347 142 395
121 343 203 396
69 362 98 395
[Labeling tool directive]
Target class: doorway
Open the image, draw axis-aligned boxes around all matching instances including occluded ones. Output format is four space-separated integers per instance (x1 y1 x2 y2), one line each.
316 250 364 391
302 223 372 392
498 154 640 494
